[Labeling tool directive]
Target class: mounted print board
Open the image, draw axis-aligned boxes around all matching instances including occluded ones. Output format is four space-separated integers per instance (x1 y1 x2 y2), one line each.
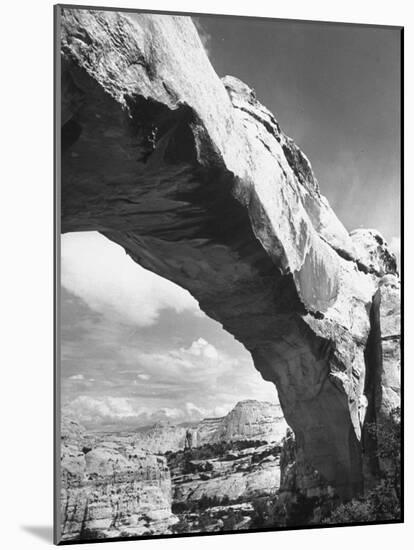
54 4 403 545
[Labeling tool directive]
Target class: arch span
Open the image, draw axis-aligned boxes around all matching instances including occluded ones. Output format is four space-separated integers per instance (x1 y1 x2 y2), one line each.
58 9 399 499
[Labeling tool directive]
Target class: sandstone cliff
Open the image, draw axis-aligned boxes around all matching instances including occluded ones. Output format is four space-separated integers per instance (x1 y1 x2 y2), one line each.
195 400 287 446
60 418 177 541
59 8 400 501
131 400 287 452
133 422 187 454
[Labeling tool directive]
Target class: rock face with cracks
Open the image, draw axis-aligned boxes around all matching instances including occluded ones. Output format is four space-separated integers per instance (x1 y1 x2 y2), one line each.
194 400 287 447
60 418 177 541
58 9 400 501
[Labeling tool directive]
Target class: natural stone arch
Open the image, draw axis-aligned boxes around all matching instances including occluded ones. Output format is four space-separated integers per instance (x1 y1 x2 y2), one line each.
58 8 399 500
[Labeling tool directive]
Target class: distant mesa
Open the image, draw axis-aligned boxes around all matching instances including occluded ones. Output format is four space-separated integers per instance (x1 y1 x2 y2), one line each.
130 400 288 454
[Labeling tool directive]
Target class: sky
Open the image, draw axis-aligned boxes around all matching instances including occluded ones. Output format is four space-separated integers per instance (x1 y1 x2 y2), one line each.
61 14 401 432
61 233 277 431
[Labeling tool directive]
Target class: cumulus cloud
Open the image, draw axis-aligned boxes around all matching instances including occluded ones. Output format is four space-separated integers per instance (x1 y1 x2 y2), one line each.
63 396 149 429
185 402 208 420
212 404 233 418
185 337 219 360
62 323 279 431
61 232 200 327
136 337 232 384
64 395 222 431
60 236 280 431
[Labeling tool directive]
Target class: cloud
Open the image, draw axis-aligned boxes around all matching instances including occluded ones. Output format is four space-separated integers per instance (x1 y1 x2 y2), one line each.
185 402 208 420
63 395 217 430
184 337 219 360
132 338 277 410
61 335 278 430
61 316 280 431
212 404 232 417
135 337 233 385
61 232 200 327
63 395 149 429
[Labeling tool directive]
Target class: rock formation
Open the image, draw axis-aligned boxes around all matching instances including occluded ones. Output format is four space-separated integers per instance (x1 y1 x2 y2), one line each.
170 444 281 506
195 400 287 446
129 401 287 453
60 410 285 539
133 422 188 454
58 8 400 501
366 274 401 418
60 418 177 541
167 441 281 533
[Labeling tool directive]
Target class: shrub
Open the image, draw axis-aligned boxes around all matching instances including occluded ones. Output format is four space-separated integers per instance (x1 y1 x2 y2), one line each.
323 407 401 525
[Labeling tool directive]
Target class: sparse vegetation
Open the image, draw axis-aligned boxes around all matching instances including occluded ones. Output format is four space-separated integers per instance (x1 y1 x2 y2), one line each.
322 407 401 525
172 494 236 514
251 408 401 528
166 439 268 465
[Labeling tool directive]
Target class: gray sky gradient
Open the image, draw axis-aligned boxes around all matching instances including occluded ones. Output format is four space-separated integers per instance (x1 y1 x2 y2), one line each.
61 14 401 431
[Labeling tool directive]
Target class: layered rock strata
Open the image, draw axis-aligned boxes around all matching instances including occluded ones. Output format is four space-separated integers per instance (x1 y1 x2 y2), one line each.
60 419 177 541
194 400 287 446
59 8 400 500
170 444 281 505
96 401 287 454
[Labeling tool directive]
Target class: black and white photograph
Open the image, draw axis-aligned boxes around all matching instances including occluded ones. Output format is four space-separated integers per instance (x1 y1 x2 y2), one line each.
55 4 402 545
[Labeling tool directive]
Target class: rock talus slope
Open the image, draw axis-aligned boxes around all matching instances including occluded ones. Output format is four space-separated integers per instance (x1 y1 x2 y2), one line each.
59 9 400 499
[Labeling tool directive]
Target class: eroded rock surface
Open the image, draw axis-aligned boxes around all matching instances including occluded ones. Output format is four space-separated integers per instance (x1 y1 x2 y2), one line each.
59 8 400 501
98 401 287 454
60 407 286 539
60 418 177 541
167 440 282 533
133 422 187 454
171 444 281 504
195 400 287 446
